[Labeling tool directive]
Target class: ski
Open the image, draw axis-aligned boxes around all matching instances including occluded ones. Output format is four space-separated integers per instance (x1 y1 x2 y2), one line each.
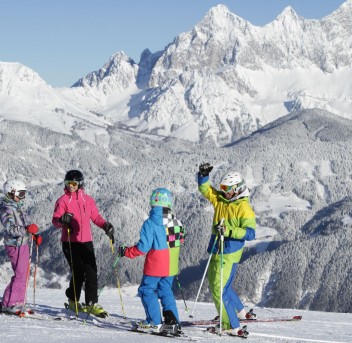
88 319 198 341
18 313 64 321
240 315 302 323
0 310 64 321
129 327 198 341
181 315 302 327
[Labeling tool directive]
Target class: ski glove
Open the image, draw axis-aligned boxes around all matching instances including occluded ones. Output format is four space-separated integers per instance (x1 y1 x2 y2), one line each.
27 224 39 234
34 235 43 246
60 212 73 225
103 222 115 243
199 163 213 177
117 246 126 257
214 221 226 235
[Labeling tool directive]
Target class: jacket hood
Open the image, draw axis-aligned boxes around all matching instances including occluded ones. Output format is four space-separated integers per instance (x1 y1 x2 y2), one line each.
149 206 172 226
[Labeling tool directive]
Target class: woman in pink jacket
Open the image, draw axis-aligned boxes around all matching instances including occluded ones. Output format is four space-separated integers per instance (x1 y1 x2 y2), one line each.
52 170 114 318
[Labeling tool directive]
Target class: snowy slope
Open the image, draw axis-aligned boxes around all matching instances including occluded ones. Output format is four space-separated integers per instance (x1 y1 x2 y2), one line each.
1 284 352 343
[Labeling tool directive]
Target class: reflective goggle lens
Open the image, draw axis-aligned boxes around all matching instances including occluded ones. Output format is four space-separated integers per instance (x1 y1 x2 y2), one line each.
65 180 79 187
15 190 26 199
220 184 233 192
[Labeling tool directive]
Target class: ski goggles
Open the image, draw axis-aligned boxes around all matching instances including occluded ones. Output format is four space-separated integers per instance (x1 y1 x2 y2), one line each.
65 180 79 187
220 184 234 192
14 190 26 199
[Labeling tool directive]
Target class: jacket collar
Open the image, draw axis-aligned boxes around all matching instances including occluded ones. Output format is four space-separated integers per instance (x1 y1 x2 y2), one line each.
3 195 24 208
63 187 86 202
218 188 250 203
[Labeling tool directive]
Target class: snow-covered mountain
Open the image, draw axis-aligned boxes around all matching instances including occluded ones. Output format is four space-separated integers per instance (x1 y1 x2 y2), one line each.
0 62 112 144
1 1 352 145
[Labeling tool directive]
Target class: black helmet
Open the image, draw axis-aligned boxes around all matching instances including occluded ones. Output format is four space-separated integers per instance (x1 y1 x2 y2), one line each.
64 170 84 188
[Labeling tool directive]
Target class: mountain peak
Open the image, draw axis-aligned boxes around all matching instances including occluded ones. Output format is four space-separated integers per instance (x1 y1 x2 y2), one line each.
72 51 138 93
276 6 300 22
324 0 352 31
207 4 231 16
201 3 248 30
0 61 52 98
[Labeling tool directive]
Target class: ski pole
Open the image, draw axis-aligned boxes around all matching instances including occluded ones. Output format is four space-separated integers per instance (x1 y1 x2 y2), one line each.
83 254 121 324
110 239 126 319
67 225 79 316
21 234 35 315
33 241 39 306
189 234 219 318
219 229 224 336
176 275 189 312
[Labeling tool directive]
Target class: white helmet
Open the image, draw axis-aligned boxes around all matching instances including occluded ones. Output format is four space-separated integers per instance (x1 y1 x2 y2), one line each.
3 179 27 199
220 171 246 195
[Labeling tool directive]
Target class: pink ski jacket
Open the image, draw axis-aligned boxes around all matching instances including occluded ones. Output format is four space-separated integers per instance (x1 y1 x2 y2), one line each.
52 188 106 243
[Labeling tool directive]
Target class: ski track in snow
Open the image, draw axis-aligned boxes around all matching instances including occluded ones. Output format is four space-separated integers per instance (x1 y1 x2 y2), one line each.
0 285 351 343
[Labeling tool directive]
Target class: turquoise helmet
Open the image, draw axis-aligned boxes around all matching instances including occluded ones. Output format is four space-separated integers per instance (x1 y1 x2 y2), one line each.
150 188 172 209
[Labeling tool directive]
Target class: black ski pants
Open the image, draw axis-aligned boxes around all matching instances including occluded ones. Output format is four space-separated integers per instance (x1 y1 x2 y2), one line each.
62 241 98 305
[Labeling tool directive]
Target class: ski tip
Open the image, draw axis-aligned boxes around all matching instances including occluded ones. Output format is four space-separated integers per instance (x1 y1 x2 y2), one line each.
292 315 302 321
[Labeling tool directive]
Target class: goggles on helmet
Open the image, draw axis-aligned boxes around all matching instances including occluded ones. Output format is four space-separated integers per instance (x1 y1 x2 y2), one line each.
65 180 79 187
14 190 26 199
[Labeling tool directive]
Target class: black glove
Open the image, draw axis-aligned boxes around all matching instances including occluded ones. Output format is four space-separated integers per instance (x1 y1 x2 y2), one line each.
117 245 126 257
60 212 73 225
199 163 213 177
103 222 114 242
214 220 226 235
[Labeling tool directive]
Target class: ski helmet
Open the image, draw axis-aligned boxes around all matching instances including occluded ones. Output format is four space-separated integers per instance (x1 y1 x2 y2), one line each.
150 188 172 209
220 171 247 195
3 179 27 199
64 170 84 188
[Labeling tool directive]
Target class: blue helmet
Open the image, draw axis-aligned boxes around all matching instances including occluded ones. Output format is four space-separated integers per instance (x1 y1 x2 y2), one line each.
150 188 172 209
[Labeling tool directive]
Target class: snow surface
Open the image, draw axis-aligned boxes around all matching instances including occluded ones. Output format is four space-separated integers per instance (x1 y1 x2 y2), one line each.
1 284 351 343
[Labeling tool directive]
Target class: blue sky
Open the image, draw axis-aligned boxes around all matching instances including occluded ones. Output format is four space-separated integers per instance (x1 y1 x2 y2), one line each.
0 0 346 87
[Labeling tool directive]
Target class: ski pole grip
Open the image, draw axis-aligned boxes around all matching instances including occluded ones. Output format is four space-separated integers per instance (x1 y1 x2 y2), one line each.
220 218 225 239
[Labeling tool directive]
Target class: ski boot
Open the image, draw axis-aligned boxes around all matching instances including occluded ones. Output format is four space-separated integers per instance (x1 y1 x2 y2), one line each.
208 324 249 337
64 299 86 313
226 325 249 338
84 302 109 318
163 310 182 335
245 309 257 320
132 321 164 333
0 304 24 316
